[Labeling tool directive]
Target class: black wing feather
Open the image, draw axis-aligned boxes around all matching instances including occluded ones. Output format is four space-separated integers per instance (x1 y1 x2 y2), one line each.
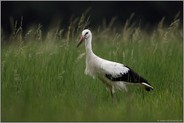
105 66 148 84
105 66 153 91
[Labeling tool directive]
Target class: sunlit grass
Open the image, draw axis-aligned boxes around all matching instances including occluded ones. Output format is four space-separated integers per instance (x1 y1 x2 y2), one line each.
1 13 183 121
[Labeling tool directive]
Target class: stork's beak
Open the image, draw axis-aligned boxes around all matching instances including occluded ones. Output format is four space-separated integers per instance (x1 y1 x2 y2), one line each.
77 35 85 48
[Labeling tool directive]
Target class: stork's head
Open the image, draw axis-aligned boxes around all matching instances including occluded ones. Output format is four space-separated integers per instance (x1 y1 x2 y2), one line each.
77 29 91 47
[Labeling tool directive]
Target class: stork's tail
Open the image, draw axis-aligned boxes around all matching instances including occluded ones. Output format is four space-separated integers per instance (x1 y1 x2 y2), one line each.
141 82 153 91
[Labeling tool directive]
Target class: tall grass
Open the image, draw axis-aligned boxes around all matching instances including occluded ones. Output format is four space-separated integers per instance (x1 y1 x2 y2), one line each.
1 13 183 121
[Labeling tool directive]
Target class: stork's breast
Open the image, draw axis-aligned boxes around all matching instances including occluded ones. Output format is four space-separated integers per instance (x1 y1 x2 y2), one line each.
85 65 96 78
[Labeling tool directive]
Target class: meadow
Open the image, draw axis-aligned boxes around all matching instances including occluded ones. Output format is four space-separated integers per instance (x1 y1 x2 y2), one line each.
1 14 183 121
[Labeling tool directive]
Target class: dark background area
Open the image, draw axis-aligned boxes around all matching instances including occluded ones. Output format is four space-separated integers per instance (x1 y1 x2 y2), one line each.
1 1 183 35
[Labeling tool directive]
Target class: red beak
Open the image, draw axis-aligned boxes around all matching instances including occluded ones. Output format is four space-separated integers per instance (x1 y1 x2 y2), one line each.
77 35 85 48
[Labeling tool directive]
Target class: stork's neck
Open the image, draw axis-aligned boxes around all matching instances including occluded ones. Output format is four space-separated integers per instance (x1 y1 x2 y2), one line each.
85 36 94 56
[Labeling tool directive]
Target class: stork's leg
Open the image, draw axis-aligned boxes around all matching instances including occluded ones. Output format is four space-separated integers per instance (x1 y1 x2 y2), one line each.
99 78 115 103
106 84 114 103
110 89 114 104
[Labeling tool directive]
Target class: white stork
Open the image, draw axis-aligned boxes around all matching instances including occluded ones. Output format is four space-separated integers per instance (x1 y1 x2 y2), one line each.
77 29 153 102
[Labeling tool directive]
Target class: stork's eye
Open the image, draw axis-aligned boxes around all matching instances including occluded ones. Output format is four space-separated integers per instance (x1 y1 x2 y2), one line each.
85 32 88 35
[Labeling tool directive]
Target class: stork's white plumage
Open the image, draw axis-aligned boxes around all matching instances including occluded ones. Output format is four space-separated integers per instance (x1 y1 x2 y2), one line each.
77 29 153 102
